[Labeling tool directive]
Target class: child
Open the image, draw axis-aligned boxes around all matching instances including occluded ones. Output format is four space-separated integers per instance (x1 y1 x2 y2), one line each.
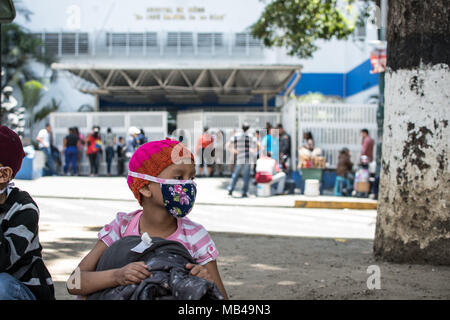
0 126 55 300
67 139 228 299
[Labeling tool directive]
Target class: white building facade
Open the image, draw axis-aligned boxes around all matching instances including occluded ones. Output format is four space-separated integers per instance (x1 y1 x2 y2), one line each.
15 0 381 113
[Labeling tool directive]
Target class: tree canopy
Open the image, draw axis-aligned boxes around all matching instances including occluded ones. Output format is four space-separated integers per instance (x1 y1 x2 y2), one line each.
250 0 376 59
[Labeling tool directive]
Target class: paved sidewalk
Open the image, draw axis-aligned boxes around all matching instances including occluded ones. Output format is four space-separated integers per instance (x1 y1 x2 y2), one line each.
14 176 377 209
40 224 450 300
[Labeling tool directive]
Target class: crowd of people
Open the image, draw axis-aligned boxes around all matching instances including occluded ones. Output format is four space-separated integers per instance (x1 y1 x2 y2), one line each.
192 122 292 197
36 124 148 177
34 121 377 198
333 128 377 198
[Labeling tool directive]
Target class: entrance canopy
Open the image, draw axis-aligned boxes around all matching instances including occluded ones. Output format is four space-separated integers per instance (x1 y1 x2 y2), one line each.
52 63 302 106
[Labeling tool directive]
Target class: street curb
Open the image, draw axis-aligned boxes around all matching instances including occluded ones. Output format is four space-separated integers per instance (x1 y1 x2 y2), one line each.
294 200 378 210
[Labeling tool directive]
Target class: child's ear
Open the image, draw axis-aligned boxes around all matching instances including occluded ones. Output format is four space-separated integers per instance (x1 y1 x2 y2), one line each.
0 167 13 183
138 184 152 198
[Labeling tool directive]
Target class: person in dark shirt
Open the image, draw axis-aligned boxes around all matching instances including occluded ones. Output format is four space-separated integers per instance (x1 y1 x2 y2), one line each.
0 126 55 300
63 127 81 175
116 136 126 176
277 124 291 173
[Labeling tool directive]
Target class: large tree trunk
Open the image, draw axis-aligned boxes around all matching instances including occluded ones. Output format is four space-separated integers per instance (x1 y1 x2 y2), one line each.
374 0 450 265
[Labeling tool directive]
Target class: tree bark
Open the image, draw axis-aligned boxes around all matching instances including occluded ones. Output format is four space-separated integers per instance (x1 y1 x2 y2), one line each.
374 0 450 265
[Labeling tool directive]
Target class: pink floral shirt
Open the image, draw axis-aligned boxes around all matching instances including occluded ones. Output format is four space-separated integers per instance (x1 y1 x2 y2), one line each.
97 210 219 265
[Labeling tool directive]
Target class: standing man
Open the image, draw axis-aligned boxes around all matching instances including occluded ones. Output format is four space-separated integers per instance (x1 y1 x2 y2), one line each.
104 128 116 176
36 123 56 176
277 123 291 173
360 129 375 162
226 122 257 198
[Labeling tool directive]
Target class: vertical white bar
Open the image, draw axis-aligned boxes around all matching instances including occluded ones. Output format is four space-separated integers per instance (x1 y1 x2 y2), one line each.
41 31 45 56
126 31 130 57
75 31 79 56
143 31 146 56
109 31 112 56
92 29 96 56
58 30 62 57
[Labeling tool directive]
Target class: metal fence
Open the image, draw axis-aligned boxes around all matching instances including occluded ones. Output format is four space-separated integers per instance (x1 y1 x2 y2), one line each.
49 111 167 175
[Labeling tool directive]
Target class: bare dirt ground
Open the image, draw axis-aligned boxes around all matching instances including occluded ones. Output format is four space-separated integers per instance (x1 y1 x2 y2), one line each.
40 226 450 300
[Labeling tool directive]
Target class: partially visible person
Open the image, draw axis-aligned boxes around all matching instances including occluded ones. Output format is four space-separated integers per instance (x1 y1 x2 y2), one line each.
353 155 370 198
86 126 102 176
0 126 55 300
36 123 56 176
277 124 291 173
226 123 257 198
126 127 140 159
360 129 375 162
73 127 85 173
104 128 117 176
195 127 214 177
334 148 353 196
302 131 314 147
137 129 147 146
213 129 226 177
63 127 81 176
261 126 280 165
252 130 262 177
255 152 286 195
116 136 126 176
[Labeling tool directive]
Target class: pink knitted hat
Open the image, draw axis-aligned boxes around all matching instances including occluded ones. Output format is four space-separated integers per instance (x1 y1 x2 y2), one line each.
127 139 194 205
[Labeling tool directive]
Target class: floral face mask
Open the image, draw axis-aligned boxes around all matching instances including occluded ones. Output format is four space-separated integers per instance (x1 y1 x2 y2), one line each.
128 171 197 218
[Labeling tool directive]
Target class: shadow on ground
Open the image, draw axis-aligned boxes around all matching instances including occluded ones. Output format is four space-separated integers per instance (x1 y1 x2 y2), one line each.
41 230 450 300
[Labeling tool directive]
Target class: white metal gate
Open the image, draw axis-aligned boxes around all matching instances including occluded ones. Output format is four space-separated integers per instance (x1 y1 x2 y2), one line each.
281 102 378 169
50 111 167 175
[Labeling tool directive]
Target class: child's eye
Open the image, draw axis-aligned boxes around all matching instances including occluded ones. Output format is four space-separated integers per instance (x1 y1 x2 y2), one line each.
174 176 182 180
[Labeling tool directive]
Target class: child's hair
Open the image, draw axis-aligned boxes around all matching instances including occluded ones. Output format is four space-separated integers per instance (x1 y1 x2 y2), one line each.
126 139 194 205
0 126 26 178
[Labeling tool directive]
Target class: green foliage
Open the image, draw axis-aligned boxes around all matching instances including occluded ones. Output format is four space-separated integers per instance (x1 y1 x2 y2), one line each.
21 80 44 111
33 98 60 123
250 0 374 58
1 23 56 90
295 91 343 103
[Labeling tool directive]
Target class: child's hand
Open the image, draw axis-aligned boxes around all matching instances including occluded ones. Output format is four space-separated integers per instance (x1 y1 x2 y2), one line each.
114 261 151 286
185 263 213 282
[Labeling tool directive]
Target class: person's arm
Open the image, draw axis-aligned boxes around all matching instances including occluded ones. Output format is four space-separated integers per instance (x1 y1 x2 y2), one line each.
186 261 228 299
67 240 151 296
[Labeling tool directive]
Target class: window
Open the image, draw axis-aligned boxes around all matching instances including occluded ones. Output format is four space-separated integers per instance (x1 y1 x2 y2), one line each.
235 33 262 47
197 33 223 47
167 32 193 47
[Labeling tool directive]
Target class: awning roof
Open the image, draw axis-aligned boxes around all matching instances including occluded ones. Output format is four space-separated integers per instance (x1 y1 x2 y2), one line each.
52 63 302 105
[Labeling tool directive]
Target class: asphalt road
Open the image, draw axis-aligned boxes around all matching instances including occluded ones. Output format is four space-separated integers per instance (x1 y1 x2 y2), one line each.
35 197 377 239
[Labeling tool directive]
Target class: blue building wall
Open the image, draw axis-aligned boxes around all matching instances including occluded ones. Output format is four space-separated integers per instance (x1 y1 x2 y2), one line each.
293 59 378 98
